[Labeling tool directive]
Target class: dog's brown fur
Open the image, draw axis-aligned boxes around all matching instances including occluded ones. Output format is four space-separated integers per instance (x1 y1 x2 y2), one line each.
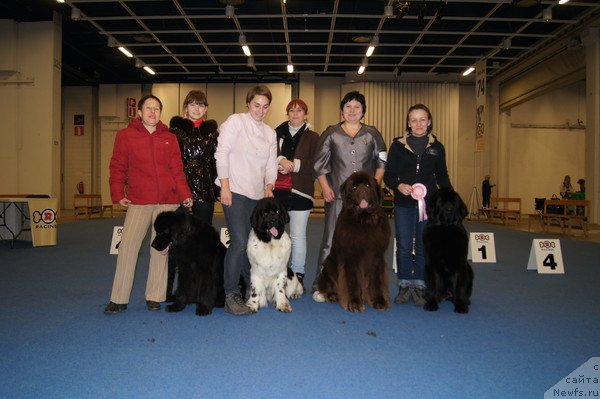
317 172 391 312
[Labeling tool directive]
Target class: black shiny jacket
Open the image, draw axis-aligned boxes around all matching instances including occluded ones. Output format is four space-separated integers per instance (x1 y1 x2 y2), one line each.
169 116 220 203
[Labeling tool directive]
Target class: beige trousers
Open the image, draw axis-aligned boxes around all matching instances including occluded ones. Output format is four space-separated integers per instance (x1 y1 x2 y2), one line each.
109 204 179 304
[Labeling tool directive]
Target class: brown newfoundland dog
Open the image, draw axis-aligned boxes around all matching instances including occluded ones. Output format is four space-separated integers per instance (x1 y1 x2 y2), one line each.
316 172 391 312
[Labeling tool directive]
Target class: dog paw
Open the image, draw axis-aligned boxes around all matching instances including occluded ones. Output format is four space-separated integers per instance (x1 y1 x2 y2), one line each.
347 302 365 312
165 304 183 313
276 302 292 313
195 305 211 316
312 291 326 303
326 293 339 303
423 301 439 312
454 303 469 314
372 297 390 310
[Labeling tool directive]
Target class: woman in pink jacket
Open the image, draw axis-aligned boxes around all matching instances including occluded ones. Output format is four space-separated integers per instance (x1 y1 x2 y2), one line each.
104 94 192 315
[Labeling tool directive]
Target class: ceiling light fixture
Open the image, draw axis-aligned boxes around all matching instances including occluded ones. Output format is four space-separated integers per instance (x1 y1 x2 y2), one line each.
462 67 475 76
384 5 394 17
543 8 552 21
366 35 379 57
56 0 65 3
239 34 251 56
71 7 81 21
287 64 294 73
143 66 156 75
558 0 569 4
358 57 368 75
501 38 512 50
247 56 255 68
135 58 144 68
512 0 541 7
225 5 234 18
107 36 117 48
118 46 133 58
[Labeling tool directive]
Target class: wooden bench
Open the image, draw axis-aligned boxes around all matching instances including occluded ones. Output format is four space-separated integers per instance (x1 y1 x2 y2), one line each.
540 199 589 237
480 197 521 225
73 194 113 219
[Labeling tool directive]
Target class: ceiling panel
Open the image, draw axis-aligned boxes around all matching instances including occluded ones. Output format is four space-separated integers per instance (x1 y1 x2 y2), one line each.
1 0 598 85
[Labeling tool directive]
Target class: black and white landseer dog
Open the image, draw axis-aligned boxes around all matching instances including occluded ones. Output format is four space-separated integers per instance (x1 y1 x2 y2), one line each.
423 187 474 314
315 172 391 312
151 206 226 316
246 197 303 313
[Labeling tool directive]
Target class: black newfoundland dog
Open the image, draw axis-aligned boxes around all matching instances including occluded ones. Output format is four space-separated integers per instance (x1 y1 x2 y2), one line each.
151 206 226 316
246 198 302 313
316 172 391 312
423 188 474 314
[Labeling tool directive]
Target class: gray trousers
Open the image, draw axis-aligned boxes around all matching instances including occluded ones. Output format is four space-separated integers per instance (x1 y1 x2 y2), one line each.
311 199 343 290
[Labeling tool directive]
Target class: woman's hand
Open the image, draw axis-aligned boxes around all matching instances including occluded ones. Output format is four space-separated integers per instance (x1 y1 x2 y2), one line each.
264 184 274 198
118 198 131 207
220 187 232 207
279 159 294 174
397 183 413 196
182 198 193 208
322 186 335 202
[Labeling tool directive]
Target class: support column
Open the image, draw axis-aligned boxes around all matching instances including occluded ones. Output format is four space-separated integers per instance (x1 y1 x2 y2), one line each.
497 109 511 198
582 28 600 223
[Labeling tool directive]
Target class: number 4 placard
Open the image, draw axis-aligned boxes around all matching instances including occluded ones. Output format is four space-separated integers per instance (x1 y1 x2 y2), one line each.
527 239 564 274
468 232 497 263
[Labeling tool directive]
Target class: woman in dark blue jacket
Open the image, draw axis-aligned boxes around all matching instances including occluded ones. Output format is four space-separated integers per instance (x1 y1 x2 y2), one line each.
384 104 452 307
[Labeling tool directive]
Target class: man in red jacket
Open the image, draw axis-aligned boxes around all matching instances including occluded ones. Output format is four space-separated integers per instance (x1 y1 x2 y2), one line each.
104 94 193 315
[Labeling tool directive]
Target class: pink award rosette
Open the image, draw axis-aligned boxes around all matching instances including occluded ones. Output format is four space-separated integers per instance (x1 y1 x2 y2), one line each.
411 183 427 221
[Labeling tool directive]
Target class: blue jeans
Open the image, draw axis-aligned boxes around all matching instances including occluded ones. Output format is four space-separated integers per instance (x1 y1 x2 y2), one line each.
289 209 311 275
222 193 257 294
394 206 427 288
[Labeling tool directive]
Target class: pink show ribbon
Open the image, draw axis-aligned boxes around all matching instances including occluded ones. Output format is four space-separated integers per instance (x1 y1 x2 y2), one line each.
411 183 428 221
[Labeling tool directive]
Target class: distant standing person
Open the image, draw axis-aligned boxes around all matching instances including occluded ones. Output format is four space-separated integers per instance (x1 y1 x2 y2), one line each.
576 178 585 193
311 91 387 300
481 174 495 208
215 85 278 316
169 90 220 225
560 175 574 199
104 94 193 315
273 99 320 292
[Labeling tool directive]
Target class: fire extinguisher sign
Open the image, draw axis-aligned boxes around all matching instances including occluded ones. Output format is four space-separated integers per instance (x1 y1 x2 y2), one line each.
127 98 137 118
74 114 85 136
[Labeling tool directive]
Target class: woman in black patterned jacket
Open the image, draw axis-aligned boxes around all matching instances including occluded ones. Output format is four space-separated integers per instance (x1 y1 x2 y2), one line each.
169 90 220 225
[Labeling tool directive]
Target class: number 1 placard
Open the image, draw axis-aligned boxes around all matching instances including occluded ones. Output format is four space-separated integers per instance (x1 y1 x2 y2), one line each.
527 239 564 274
468 232 497 263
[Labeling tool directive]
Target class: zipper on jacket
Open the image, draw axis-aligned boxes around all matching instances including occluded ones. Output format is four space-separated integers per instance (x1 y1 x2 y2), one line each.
415 154 421 177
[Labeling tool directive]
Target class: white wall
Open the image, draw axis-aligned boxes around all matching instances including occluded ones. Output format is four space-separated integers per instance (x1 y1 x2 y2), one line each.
0 18 61 200
508 81 586 213
62 86 95 209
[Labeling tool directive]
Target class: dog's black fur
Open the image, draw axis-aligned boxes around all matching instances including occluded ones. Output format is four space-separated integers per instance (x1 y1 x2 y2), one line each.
423 188 474 314
151 206 226 316
317 172 391 312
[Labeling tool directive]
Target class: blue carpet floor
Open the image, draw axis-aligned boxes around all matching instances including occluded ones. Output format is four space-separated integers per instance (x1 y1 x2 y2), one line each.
1 216 599 398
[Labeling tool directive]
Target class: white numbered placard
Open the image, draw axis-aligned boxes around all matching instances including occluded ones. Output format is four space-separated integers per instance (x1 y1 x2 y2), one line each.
109 226 123 255
468 232 497 263
220 227 230 248
527 239 564 274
